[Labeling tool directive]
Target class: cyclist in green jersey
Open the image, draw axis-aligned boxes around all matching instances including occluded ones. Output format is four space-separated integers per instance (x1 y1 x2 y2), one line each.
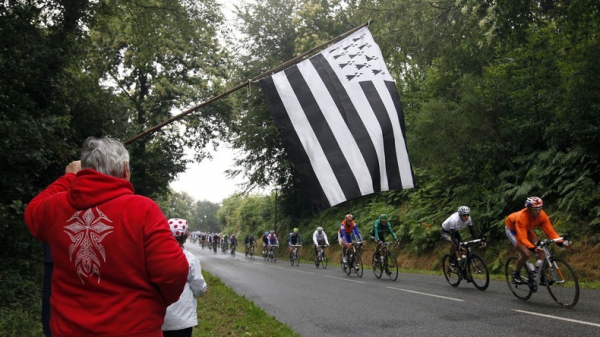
370 214 399 265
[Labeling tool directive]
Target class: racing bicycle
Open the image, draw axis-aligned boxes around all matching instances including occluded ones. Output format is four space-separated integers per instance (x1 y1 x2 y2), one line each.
373 241 399 281
315 245 328 269
267 245 279 263
342 242 363 277
505 236 579 308
442 238 489 291
290 244 301 267
246 244 255 259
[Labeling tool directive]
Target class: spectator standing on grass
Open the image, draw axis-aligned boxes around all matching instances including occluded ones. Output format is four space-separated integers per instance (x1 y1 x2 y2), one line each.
24 136 188 336
162 218 207 337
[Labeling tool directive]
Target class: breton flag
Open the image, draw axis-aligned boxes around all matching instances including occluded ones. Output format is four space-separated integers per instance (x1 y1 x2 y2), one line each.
260 26 414 210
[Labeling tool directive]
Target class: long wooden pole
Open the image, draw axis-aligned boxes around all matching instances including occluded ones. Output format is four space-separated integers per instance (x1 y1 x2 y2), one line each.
124 21 370 145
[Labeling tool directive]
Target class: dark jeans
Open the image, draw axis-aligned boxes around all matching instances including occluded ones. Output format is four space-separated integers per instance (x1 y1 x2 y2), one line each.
43 262 53 337
163 327 193 337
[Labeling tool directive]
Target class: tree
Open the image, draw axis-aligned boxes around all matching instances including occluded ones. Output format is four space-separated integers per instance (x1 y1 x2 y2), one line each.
191 200 221 232
88 0 233 198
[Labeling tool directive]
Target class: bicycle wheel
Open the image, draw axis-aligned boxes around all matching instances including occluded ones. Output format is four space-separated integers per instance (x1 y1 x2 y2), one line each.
541 257 579 308
321 251 328 269
386 253 399 281
294 252 300 267
289 252 294 266
442 254 461 287
467 253 489 291
372 254 383 279
353 254 363 277
344 255 352 275
505 256 532 301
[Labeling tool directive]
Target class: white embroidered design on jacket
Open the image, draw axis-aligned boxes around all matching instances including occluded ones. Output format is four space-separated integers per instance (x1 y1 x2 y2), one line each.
65 208 113 283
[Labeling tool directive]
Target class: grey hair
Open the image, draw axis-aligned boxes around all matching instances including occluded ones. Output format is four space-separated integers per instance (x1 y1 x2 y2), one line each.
81 137 130 178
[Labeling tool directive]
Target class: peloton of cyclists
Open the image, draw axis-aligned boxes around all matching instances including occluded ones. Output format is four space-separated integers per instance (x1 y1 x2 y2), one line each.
312 226 329 266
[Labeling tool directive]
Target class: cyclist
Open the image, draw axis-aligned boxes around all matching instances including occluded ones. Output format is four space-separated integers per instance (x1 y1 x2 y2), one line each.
288 228 303 261
267 229 279 249
312 227 330 266
212 233 220 252
441 206 484 266
244 233 256 256
222 233 229 251
230 235 238 253
370 214 399 267
340 214 363 264
261 231 269 256
505 197 567 284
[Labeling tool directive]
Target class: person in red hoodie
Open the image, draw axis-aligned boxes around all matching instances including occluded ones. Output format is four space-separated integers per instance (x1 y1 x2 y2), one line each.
24 137 189 337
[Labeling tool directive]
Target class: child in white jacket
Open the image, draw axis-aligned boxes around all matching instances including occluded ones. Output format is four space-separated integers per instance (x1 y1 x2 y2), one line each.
163 218 208 337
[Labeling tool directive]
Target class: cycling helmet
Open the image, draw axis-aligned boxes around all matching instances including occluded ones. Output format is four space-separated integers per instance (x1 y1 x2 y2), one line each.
265 231 269 235
457 206 471 216
270 230 275 234
345 214 354 221
168 218 188 237
525 197 543 208
379 214 388 221
317 227 323 231
293 228 298 233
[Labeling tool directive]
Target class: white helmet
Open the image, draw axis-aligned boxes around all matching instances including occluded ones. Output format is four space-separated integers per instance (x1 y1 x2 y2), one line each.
317 227 323 231
457 206 471 216
168 218 188 237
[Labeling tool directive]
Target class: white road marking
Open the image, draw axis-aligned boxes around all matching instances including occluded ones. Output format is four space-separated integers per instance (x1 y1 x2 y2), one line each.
513 310 600 327
289 269 315 275
386 287 464 302
326 276 366 284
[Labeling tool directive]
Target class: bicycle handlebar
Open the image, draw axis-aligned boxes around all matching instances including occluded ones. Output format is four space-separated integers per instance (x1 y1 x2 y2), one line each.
459 238 485 246
537 236 569 248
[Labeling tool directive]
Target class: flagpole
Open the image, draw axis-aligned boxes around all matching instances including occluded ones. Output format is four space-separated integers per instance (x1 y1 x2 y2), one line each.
124 21 371 145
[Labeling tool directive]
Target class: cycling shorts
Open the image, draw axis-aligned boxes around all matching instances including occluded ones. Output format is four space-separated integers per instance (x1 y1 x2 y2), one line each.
505 226 537 247
441 229 462 243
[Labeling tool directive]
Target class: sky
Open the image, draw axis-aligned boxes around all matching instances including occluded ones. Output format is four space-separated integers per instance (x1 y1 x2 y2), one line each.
169 1 248 204
169 146 247 203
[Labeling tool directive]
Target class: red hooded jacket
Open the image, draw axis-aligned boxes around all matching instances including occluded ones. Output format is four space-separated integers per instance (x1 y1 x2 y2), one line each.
24 169 189 336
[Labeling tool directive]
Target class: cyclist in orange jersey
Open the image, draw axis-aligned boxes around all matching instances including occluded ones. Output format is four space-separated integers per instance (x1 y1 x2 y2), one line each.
505 196 568 283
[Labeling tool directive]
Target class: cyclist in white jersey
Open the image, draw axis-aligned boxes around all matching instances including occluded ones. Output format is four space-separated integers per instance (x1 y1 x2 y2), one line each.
441 206 485 265
312 227 330 265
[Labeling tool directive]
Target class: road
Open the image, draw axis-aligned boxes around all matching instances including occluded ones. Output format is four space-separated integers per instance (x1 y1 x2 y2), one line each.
187 244 600 337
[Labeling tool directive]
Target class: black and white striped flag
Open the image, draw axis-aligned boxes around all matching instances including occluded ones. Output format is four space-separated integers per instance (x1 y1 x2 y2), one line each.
260 27 414 210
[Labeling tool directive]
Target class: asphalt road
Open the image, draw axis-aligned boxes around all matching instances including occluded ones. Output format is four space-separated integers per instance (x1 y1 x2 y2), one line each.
187 243 600 337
